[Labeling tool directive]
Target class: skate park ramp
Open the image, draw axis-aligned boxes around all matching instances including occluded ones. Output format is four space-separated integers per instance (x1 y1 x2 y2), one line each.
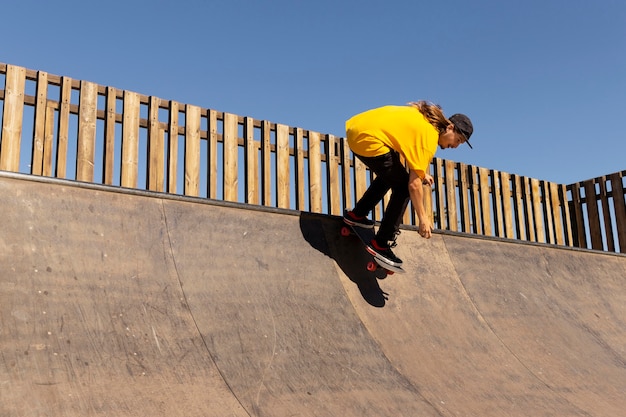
1 172 625 417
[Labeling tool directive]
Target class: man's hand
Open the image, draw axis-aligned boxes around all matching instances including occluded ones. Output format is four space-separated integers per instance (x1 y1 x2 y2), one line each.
422 173 434 186
419 219 433 239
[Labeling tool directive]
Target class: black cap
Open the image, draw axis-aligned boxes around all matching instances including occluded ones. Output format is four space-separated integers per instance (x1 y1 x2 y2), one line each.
449 114 473 149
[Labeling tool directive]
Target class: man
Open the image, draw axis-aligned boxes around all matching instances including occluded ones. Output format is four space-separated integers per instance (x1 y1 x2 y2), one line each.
343 101 473 268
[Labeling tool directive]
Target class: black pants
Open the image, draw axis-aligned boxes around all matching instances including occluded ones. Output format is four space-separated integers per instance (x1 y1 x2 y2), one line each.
352 151 410 244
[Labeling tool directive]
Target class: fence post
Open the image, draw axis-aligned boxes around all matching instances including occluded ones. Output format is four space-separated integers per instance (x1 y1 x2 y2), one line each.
0 65 26 172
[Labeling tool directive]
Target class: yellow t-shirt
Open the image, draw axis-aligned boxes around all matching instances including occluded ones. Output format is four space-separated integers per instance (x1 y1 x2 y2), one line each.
346 105 438 177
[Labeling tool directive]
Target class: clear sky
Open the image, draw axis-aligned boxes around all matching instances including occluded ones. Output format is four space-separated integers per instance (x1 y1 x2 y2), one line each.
2 0 625 184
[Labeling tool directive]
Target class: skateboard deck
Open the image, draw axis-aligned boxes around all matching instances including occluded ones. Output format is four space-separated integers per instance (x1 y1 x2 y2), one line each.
341 222 405 275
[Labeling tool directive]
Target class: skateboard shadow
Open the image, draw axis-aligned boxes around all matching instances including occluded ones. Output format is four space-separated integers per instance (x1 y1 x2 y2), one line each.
299 212 388 307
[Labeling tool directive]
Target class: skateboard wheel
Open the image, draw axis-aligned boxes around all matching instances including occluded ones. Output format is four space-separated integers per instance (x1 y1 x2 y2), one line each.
387 270 394 276
340 226 351 237
366 261 377 272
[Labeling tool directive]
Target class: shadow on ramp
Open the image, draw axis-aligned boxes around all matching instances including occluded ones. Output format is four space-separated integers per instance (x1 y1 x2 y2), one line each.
299 212 389 307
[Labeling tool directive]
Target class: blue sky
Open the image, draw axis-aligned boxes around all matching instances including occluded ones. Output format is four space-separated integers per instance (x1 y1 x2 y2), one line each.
2 0 625 184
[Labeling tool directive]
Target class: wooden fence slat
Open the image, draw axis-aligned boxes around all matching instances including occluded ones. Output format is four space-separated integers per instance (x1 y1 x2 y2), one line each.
207 109 218 198
457 162 471 233
55 76 72 179
468 165 481 234
549 182 565 246
244 117 258 205
597 178 615 252
104 86 117 185
42 104 55 176
147 96 164 192
121 90 140 188
167 101 180 193
584 180 603 250
434 158 445 229
184 105 201 197
31 70 48 175
261 120 272 206
530 179 545 242
478 167 492 236
276 123 290 208
445 159 458 231
76 81 98 182
223 112 238 202
295 127 305 210
327 134 340 215
500 172 514 238
341 137 352 215
308 131 322 213
541 181 555 244
354 154 367 212
609 173 626 253
491 170 504 237
568 183 586 248
511 174 525 239
559 183 574 247
0 65 26 172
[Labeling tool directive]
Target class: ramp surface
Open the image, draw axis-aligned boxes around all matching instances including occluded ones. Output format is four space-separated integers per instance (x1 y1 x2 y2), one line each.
1 173 625 416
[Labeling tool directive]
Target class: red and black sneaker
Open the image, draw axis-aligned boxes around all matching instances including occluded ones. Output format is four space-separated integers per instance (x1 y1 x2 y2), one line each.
343 210 374 229
365 238 403 268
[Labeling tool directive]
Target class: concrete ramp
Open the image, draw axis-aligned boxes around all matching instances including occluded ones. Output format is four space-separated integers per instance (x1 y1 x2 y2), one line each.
1 173 625 416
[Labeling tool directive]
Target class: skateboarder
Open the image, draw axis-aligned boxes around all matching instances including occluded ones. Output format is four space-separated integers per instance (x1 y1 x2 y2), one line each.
343 101 473 269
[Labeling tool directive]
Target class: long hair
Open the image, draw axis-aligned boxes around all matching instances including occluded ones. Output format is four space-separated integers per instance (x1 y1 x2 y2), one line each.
408 101 450 133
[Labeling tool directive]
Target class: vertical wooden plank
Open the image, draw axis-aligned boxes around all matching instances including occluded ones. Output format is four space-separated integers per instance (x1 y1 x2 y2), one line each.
468 165 481 234
244 117 258 205
206 109 218 198
542 181 555 244
76 81 98 182
276 123 290 209
294 127 305 210
559 183 574 247
121 90 140 188
354 154 367 210
597 177 615 252
0 65 26 172
530 178 545 242
42 104 55 176
167 101 179 193
223 112 239 202
609 173 626 253
184 105 201 197
568 183 586 248
522 177 536 242
549 182 566 246
31 70 48 175
584 179 603 250
103 87 117 185
511 174 525 240
491 170 504 237
147 96 164 192
500 171 514 238
457 162 471 233
308 131 322 213
445 159 458 231
478 167 492 236
326 134 340 215
341 137 352 214
261 120 272 206
433 158 446 230
55 76 72 179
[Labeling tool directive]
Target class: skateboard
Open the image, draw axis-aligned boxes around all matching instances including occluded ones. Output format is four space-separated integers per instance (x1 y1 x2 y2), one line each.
340 222 405 276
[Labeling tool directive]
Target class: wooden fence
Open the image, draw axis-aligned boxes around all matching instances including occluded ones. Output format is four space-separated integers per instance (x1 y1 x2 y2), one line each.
1 63 624 253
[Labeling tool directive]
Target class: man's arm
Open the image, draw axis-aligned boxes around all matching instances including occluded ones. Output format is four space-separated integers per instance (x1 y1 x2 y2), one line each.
408 170 434 239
